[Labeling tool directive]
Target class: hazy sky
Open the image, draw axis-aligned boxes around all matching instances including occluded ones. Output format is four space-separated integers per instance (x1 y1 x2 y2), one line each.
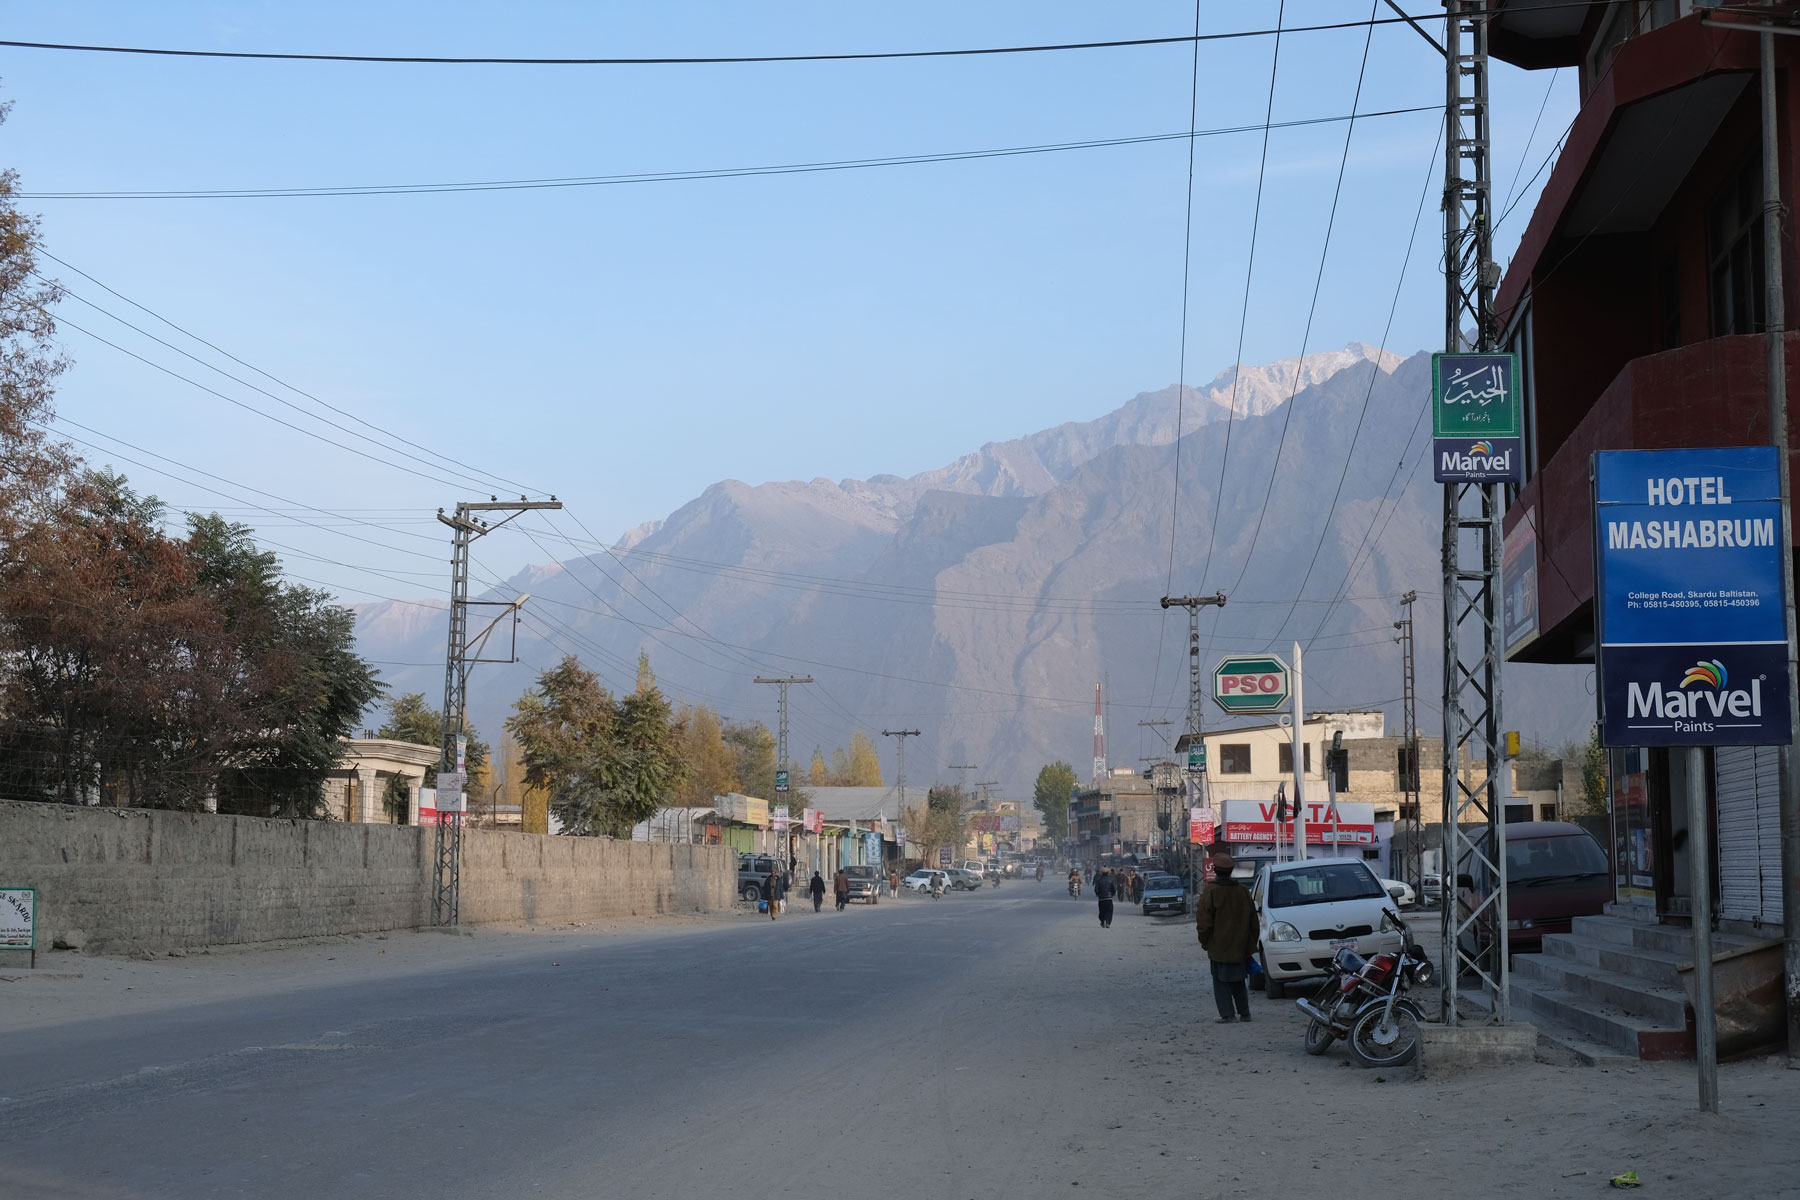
5 1 1574 603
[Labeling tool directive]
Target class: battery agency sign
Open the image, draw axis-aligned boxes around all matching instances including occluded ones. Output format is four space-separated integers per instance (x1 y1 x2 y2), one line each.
1595 447 1792 747
1433 352 1523 483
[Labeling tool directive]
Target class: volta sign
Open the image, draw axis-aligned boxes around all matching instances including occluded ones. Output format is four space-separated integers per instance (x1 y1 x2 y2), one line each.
1212 653 1291 715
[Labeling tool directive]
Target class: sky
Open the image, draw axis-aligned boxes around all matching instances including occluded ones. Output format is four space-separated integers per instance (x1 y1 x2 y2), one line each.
3 0 1576 604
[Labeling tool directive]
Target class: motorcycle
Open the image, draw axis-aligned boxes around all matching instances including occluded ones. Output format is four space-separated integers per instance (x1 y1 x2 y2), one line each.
1293 910 1433 1067
1068 877 1082 899
990 874 1001 889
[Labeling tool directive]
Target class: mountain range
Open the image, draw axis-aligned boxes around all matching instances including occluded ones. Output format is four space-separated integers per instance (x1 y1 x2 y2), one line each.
351 342 1592 798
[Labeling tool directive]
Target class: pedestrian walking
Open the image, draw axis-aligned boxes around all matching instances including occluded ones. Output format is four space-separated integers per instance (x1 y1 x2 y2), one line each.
1094 867 1116 929
767 867 784 921
833 867 850 912
888 870 899 898
809 871 826 913
1194 853 1258 1023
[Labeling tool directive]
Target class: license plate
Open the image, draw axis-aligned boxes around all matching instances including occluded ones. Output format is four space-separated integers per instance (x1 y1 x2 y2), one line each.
1329 938 1360 950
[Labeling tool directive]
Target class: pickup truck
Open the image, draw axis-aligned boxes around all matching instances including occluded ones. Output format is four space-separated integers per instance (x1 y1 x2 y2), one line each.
842 864 882 904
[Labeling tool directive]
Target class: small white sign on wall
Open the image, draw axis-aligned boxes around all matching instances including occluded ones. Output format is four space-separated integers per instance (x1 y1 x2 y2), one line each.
1 887 36 948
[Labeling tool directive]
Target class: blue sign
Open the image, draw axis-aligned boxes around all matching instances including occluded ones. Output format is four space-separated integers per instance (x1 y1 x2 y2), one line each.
864 831 881 863
1595 446 1791 747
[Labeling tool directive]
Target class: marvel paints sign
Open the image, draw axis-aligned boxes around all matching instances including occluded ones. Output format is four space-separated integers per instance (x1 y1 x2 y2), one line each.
1433 353 1523 483
1595 447 1792 747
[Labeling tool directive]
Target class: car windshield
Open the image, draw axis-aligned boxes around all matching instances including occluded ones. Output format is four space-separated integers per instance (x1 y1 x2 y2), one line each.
845 866 875 879
1264 862 1386 908
1143 876 1178 890
1507 833 1608 884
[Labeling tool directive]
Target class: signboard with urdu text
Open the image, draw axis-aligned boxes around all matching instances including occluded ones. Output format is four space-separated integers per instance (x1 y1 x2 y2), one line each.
771 805 790 833
1433 352 1523 483
1594 447 1793 747
1188 807 1215 846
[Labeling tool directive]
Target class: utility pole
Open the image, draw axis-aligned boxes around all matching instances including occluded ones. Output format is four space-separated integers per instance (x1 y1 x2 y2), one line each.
1162 593 1227 888
434 496 561 926
1394 591 1421 890
753 675 812 800
1138 719 1174 862
882 729 920 814
1441 0 1507 1024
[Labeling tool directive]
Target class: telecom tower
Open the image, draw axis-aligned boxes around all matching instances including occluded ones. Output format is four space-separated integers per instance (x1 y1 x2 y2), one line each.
1091 682 1105 785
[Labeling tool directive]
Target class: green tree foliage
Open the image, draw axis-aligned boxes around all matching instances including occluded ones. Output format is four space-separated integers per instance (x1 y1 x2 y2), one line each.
1033 761 1078 842
809 747 828 786
375 692 490 816
673 703 739 807
1579 727 1608 815
903 783 967 864
722 719 776 798
506 654 688 837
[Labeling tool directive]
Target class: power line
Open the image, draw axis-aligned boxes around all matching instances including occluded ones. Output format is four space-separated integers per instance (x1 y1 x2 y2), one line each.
0 16 1443 68
18 108 1438 202
1263 121 1443 651
1218 0 1379 598
37 250 541 496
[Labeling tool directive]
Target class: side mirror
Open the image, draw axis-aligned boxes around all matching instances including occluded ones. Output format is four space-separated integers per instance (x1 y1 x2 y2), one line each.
1387 886 1404 899
1456 873 1476 890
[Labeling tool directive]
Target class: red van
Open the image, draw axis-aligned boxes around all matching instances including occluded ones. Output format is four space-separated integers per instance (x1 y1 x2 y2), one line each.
1458 821 1611 952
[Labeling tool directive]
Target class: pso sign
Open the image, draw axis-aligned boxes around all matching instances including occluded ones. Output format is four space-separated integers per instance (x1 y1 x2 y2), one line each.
1212 653 1291 715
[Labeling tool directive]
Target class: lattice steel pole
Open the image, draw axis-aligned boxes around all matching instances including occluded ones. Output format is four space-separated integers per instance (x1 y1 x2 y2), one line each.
1394 591 1421 890
434 497 561 926
1161 593 1227 887
1440 0 1507 1023
754 675 812 800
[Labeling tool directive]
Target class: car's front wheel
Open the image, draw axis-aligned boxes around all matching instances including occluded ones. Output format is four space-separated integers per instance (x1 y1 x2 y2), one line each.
741 883 763 902
1264 973 1287 1000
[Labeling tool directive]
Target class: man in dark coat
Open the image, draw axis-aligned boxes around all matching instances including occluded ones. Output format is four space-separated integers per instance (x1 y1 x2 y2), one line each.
809 871 827 913
1093 867 1117 928
1194 853 1258 1022
833 868 851 912
766 867 784 921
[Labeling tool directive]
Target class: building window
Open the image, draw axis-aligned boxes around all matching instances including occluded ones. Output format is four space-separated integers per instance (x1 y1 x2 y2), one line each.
1277 742 1313 775
1657 257 1680 350
1585 1 1633 91
1709 154 1766 337
1219 744 1252 774
1397 744 1420 792
1504 803 1532 824
1539 803 1557 822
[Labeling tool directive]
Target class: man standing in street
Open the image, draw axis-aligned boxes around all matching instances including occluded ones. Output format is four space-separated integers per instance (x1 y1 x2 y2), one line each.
1194 853 1257 1023
1094 866 1116 929
809 870 827 913
833 867 850 912
767 866 784 921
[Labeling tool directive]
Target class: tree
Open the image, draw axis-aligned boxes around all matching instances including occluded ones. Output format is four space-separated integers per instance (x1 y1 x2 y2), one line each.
672 703 738 808
904 783 968 865
809 747 828 786
1033 761 1078 842
845 731 883 786
1578 727 1608 815
376 692 490 819
722 719 776 798
0 109 71 568
506 653 688 837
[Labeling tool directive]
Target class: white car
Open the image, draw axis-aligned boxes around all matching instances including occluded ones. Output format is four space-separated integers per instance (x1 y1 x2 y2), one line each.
1379 878 1417 909
1252 858 1403 999
902 869 946 894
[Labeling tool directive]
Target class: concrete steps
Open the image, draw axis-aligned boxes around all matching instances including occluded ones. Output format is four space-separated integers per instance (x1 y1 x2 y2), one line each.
1504 913 1732 1063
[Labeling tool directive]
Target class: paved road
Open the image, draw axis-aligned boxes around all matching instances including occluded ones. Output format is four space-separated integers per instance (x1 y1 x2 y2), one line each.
1 882 1204 1199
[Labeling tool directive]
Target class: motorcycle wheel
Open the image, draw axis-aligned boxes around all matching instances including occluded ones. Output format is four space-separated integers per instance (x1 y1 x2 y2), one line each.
1347 1004 1421 1068
1303 1019 1337 1056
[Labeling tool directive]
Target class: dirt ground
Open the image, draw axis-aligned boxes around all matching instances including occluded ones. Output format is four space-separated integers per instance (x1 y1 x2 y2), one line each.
4 897 1799 1198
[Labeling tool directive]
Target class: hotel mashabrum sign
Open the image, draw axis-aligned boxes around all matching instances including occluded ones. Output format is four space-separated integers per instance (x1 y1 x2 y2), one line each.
1433 352 1523 483
1594 446 1792 747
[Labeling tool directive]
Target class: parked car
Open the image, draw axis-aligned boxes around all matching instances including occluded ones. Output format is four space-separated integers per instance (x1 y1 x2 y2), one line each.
961 860 987 876
901 869 945 894
842 863 882 904
1421 873 1443 908
944 868 984 891
735 855 789 903
1140 873 1187 916
1252 858 1403 999
1458 821 1611 952
1231 854 1275 886
1379 878 1417 909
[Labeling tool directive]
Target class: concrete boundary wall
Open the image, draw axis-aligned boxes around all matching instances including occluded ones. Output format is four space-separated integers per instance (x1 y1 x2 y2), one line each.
0 800 735 953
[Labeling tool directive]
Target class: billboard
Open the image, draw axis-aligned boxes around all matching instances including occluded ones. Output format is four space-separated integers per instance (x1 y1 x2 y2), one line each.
1594 447 1792 747
1503 506 1540 657
1433 352 1523 483
1221 799 1376 845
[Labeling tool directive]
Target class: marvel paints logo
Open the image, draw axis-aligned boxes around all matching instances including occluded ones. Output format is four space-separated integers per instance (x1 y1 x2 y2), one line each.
1439 441 1512 474
1626 658 1764 733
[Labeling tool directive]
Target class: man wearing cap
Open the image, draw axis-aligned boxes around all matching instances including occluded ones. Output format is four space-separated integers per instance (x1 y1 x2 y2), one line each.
1194 853 1258 1023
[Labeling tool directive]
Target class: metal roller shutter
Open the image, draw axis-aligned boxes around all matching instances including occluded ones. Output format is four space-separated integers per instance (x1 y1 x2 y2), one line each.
1715 746 1764 923
1755 747 1784 926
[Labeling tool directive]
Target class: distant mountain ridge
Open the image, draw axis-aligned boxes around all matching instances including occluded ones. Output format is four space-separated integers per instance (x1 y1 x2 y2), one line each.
351 342 1589 795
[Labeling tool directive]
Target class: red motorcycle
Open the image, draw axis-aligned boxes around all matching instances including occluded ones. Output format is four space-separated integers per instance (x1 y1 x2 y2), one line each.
1293 911 1433 1067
